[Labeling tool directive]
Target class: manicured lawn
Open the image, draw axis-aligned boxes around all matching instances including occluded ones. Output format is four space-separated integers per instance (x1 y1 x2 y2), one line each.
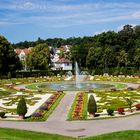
86 130 140 140
0 128 140 140
0 128 74 140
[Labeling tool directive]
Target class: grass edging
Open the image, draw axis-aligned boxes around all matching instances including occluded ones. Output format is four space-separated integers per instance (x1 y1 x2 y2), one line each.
27 93 65 121
42 93 65 121
67 93 78 121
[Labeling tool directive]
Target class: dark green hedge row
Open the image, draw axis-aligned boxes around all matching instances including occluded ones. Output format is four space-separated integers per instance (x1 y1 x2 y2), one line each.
0 67 139 79
0 70 74 79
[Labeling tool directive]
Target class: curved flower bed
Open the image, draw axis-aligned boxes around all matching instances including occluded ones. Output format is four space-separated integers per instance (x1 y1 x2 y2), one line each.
30 92 64 121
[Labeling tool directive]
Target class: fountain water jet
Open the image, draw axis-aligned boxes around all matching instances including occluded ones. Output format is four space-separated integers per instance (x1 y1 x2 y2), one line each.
35 62 116 91
75 62 87 88
75 62 80 87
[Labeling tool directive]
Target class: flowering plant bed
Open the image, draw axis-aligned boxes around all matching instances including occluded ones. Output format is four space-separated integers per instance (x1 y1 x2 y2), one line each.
29 92 65 121
68 92 88 120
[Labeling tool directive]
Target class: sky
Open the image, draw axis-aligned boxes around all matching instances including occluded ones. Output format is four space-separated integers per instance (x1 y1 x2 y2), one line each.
0 0 140 43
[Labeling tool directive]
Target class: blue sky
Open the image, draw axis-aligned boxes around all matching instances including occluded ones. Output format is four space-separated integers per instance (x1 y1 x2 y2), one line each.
0 0 140 43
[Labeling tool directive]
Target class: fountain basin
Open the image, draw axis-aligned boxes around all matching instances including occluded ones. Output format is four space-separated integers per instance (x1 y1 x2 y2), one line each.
37 81 117 91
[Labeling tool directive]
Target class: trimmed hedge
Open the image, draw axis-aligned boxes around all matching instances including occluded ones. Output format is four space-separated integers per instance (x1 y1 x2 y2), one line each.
0 112 5 118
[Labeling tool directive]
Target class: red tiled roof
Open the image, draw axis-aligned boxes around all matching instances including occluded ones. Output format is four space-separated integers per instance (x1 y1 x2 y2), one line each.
15 48 32 54
56 58 71 64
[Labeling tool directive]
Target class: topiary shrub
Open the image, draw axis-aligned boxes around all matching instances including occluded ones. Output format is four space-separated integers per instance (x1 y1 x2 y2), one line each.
17 97 27 119
0 112 5 118
88 95 97 117
107 108 114 116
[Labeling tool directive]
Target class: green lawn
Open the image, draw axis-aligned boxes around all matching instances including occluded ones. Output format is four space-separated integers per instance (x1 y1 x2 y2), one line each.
0 128 140 140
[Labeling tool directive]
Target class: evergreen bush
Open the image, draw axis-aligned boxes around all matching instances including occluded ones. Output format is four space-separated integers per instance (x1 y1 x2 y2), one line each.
107 108 114 116
0 112 5 118
88 95 97 116
17 97 27 118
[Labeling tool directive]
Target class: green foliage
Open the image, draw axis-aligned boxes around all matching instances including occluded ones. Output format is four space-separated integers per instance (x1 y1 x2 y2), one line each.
125 98 133 109
8 72 12 79
1 128 140 140
107 108 114 116
88 95 97 115
0 35 22 74
0 112 5 118
86 47 103 69
0 91 11 97
10 24 140 74
26 43 50 70
17 97 27 116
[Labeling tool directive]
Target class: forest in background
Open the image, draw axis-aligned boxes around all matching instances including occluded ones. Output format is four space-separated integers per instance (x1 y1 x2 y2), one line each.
13 24 140 75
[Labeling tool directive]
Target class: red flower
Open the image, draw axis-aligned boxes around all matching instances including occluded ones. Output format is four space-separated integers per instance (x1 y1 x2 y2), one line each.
117 108 125 114
135 104 140 110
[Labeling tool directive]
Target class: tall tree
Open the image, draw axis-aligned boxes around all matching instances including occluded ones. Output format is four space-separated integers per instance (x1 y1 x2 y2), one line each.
0 35 22 74
86 47 103 69
116 50 128 68
134 48 140 70
102 46 114 72
70 44 90 68
26 43 50 70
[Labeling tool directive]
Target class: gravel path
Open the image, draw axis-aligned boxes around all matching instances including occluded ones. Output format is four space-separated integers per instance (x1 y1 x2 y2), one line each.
1 91 140 137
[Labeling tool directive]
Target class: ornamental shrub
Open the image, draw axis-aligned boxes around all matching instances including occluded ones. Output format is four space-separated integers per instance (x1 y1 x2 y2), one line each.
117 108 125 114
127 87 134 90
125 98 133 110
45 101 52 105
88 95 97 116
40 106 48 111
32 112 42 117
107 108 114 116
0 112 5 118
17 97 27 117
135 104 140 110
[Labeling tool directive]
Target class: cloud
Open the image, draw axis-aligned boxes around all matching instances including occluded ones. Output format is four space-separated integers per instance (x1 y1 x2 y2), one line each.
0 0 140 28
94 29 109 35
132 11 140 18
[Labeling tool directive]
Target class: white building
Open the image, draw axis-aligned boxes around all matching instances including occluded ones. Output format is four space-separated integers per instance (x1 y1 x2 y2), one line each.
15 48 32 70
55 58 72 70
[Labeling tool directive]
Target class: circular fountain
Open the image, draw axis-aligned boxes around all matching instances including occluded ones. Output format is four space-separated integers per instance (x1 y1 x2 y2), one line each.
35 62 117 91
38 81 115 91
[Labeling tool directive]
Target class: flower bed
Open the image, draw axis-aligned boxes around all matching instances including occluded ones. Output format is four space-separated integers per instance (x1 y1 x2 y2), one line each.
30 92 64 121
68 92 88 120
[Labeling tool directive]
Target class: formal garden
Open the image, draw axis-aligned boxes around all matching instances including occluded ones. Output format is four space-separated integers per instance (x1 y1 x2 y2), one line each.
0 24 140 139
0 75 139 122
0 77 65 121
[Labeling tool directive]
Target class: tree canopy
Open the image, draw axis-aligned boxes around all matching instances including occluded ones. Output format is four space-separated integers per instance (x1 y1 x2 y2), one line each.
26 43 50 70
5 24 140 75
0 35 22 74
